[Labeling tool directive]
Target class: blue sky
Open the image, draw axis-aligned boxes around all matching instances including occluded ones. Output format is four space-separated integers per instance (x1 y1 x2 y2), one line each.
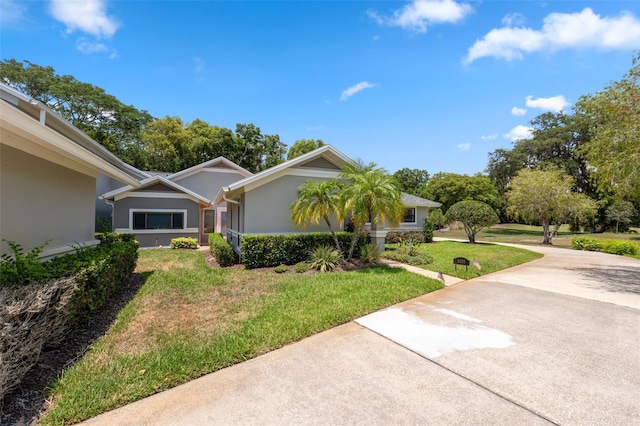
2 1 639 176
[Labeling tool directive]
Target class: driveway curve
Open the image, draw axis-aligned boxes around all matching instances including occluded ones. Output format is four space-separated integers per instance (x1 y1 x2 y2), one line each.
83 245 640 426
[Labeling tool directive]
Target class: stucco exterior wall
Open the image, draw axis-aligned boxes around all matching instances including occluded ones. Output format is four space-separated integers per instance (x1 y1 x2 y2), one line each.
173 170 245 201
0 144 97 256
112 196 200 247
243 175 341 234
96 173 126 230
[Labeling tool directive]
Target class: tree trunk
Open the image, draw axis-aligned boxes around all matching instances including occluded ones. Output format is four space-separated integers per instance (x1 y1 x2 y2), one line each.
347 227 361 261
323 216 342 253
542 220 553 245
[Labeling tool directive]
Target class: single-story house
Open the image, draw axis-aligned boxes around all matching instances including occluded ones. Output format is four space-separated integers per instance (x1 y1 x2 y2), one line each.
0 83 146 258
101 157 252 246
214 145 442 255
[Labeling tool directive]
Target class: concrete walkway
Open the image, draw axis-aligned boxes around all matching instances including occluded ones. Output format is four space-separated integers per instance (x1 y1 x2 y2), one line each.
82 243 640 425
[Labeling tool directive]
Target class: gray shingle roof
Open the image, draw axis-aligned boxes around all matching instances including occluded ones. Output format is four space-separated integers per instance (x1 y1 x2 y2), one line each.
401 193 441 207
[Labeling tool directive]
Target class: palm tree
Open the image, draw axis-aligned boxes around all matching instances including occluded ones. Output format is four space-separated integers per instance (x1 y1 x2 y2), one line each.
290 179 344 252
340 160 404 261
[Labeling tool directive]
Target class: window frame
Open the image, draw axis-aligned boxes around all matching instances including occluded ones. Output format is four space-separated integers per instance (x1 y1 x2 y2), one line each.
402 207 417 224
129 209 188 233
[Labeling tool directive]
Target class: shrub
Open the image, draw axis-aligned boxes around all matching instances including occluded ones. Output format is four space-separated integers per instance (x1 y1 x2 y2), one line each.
601 240 639 256
385 231 424 244
170 237 198 249
360 244 381 264
241 233 366 269
396 239 419 256
0 240 49 287
209 233 235 267
294 261 310 273
384 250 434 266
0 234 138 399
0 277 77 400
422 218 434 243
309 245 342 272
571 237 602 251
274 264 288 273
445 200 499 243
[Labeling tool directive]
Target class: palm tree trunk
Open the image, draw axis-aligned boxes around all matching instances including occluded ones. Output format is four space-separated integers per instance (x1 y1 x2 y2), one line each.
347 227 361 261
323 216 342 253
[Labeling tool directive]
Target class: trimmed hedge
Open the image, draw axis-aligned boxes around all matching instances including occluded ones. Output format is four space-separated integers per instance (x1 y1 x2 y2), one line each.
209 233 235 267
0 233 139 399
241 232 366 269
170 237 198 249
571 237 639 256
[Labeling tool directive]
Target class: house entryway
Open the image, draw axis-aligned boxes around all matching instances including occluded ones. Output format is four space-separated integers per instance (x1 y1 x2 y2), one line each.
200 207 227 245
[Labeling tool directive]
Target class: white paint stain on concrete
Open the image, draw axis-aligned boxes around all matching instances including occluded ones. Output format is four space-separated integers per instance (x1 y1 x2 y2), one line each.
418 303 483 324
356 307 514 359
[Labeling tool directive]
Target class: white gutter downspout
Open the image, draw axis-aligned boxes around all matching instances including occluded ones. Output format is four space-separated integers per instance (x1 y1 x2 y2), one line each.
221 187 240 205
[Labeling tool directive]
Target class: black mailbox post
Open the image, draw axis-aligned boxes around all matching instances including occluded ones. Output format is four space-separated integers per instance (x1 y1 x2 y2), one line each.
453 257 470 270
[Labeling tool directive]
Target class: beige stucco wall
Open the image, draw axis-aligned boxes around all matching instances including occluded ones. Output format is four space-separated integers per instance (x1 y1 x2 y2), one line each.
0 144 97 257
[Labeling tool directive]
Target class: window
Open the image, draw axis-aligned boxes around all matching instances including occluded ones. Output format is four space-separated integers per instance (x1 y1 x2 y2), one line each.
133 212 184 230
403 208 416 223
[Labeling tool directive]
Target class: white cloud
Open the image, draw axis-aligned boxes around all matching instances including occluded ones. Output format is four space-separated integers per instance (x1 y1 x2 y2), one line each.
76 39 108 54
457 143 471 151
511 107 527 116
503 125 533 141
369 0 473 33
525 95 569 112
1 0 27 25
340 81 377 101
502 13 526 27
49 0 119 39
465 8 640 63
481 134 498 140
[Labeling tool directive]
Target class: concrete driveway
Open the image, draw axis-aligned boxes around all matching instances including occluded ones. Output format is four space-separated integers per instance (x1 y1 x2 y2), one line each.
83 246 640 425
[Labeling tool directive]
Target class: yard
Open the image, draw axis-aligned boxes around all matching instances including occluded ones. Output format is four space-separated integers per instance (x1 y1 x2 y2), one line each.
41 241 540 424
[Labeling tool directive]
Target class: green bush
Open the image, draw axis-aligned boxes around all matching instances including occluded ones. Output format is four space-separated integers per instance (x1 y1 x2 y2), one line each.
601 240 639 256
360 244 381 264
0 240 49 287
423 219 434 243
309 245 342 272
385 230 425 244
294 261 310 273
170 237 198 249
571 237 602 251
384 250 434 266
241 232 365 269
274 264 288 273
209 233 235 267
571 237 639 256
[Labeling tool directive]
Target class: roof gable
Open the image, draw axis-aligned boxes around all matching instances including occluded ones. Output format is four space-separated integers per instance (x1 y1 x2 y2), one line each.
168 157 252 182
101 175 211 205
401 193 441 208
214 145 352 204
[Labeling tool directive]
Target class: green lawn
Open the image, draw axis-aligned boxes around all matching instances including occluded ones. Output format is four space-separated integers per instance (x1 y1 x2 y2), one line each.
386 240 543 279
42 241 542 424
436 223 640 248
42 249 443 424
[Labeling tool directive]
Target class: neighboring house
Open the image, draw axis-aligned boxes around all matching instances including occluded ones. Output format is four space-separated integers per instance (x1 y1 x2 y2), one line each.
0 83 146 259
214 145 442 255
101 157 252 247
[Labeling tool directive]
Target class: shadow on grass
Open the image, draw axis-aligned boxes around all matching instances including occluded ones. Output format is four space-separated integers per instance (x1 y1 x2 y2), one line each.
1 271 151 425
574 266 640 295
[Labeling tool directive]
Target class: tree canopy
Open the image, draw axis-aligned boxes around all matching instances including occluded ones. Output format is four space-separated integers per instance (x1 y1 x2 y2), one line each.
444 201 499 244
576 53 640 202
392 168 430 196
422 172 501 213
286 139 325 160
506 168 596 244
